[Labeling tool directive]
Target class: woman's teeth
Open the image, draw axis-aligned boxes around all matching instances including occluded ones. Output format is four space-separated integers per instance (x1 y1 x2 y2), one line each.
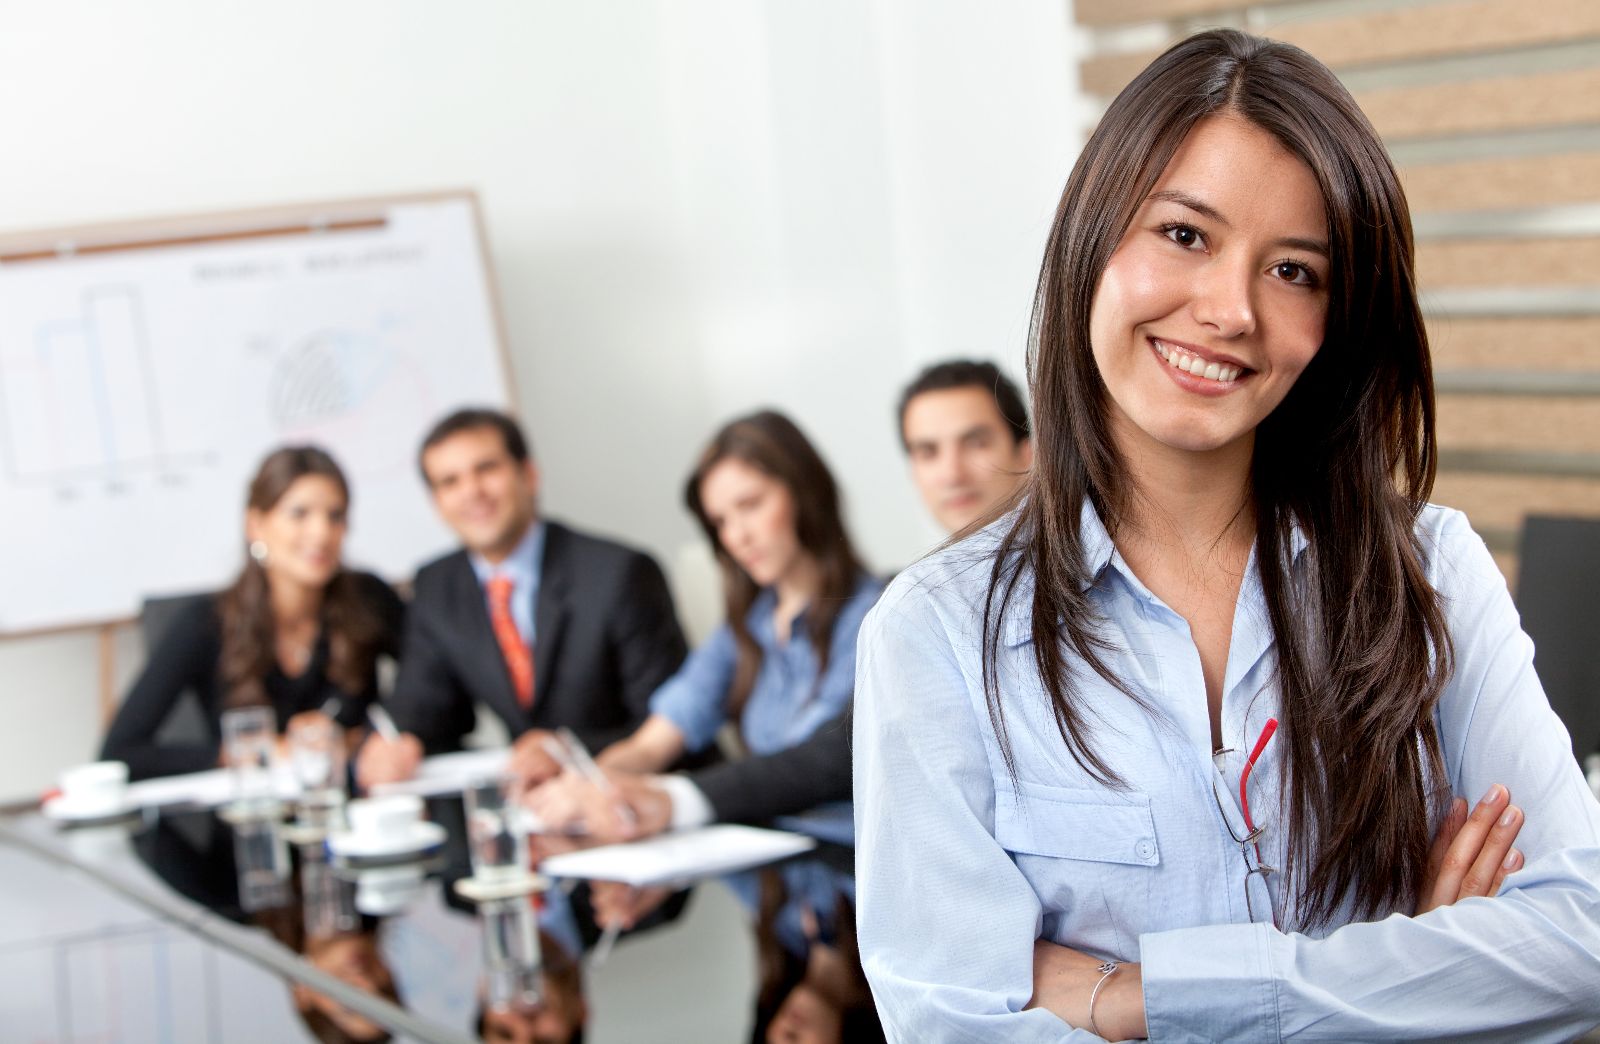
1154 340 1242 383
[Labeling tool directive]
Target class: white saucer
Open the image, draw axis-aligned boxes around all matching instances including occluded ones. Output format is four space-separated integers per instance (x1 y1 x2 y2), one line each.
41 794 140 823
327 821 447 861
453 871 550 903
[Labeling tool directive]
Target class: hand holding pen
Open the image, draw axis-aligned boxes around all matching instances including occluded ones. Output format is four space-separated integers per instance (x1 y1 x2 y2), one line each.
352 704 422 791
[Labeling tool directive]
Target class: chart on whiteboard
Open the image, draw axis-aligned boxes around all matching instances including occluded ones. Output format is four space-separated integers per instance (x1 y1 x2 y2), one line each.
0 196 510 632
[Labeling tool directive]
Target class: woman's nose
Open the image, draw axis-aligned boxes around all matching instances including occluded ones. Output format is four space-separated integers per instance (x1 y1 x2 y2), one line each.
1191 257 1257 339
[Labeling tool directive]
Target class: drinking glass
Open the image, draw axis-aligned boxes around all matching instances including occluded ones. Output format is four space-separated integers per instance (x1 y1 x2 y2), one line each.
222 705 277 809
463 776 529 883
288 715 345 804
481 896 543 1012
231 813 291 912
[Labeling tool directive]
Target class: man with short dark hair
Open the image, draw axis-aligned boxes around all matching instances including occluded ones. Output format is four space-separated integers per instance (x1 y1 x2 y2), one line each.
897 359 1032 534
357 407 687 788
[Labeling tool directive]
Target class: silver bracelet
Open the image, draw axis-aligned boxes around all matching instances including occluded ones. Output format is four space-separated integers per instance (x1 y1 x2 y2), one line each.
1087 960 1119 1039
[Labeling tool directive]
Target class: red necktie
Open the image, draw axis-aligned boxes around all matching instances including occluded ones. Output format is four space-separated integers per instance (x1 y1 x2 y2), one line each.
486 576 534 708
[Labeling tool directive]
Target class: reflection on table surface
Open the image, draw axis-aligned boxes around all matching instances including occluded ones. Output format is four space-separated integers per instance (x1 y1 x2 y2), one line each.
0 793 579 1044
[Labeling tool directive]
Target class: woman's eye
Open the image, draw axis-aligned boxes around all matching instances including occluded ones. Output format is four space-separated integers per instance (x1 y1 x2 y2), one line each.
1161 223 1202 249
1272 261 1317 287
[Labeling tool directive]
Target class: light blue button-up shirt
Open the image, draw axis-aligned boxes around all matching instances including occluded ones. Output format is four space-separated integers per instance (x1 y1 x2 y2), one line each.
853 503 1600 1042
469 521 545 646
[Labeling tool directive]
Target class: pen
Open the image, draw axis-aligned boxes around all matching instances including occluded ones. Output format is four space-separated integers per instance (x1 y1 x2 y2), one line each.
366 704 402 743
555 727 638 832
589 918 622 967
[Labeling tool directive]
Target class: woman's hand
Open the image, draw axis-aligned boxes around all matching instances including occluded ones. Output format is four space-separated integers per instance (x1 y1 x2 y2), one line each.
1416 783 1525 915
590 881 673 933
525 770 671 844
1028 941 1146 1040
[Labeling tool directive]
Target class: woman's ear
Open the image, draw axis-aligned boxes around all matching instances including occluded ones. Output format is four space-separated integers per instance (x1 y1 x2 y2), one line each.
245 508 265 545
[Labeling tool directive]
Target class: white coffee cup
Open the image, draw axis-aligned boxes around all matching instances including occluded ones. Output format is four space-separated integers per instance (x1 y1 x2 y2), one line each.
345 794 423 841
58 761 129 815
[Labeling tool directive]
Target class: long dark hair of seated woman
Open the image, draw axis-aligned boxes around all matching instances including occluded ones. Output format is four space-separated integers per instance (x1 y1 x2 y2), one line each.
218 446 391 711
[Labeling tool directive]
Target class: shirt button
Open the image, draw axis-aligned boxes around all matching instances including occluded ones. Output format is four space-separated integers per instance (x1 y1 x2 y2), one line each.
1135 839 1156 861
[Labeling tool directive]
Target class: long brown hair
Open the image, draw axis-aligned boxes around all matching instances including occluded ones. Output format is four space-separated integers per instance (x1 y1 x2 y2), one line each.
685 411 865 720
983 29 1451 928
219 446 388 711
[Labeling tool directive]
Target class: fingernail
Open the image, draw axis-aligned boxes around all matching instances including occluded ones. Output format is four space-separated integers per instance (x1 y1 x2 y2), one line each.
1503 848 1521 871
1499 806 1518 828
1480 784 1506 805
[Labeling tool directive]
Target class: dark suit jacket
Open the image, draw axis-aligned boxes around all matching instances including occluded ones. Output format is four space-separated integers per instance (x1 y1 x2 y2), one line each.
389 520 687 755
691 705 852 824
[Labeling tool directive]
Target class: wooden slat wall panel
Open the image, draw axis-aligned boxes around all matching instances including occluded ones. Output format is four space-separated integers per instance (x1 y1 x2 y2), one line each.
1080 0 1600 97
1075 0 1292 28
1355 69 1600 141
1416 238 1600 288
1438 397 1600 454
1433 473 1600 530
1427 318 1600 372
1402 154 1600 212
1270 0 1600 70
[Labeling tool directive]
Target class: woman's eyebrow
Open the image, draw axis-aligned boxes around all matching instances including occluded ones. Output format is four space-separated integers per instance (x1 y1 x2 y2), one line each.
1149 188 1329 256
1150 188 1227 225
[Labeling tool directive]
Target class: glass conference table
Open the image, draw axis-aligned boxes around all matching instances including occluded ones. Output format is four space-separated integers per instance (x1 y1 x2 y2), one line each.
0 782 830 1043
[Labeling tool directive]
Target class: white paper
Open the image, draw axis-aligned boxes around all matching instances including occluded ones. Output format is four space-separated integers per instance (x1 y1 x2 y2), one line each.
538 824 817 886
367 748 510 798
124 766 300 809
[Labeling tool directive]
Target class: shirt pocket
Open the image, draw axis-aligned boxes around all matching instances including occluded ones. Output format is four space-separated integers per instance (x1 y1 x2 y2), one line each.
994 779 1159 959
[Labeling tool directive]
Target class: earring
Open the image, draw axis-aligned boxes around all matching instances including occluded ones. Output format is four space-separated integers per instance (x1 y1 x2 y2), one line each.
249 540 269 564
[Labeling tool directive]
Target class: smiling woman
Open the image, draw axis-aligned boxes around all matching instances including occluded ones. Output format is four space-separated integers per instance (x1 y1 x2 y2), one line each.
852 28 1600 1042
101 447 404 780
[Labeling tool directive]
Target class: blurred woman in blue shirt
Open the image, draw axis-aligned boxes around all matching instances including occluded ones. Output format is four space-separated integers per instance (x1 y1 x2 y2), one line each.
599 409 881 822
854 29 1600 1043
594 409 883 1035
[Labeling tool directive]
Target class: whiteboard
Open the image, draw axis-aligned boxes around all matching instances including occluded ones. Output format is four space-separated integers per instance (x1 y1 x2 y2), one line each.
0 192 513 633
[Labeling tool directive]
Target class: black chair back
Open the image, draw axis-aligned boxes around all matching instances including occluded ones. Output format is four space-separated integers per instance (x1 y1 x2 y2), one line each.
1516 516 1600 764
139 592 216 746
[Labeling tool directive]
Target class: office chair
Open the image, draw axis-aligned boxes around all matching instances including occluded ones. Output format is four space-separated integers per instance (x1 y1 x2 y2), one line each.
1515 516 1600 765
137 591 215 746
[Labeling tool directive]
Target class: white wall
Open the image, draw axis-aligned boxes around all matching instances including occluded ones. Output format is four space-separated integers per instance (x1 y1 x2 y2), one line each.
0 0 1085 799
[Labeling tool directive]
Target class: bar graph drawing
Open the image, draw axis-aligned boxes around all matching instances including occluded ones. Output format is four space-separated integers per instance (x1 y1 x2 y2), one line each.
0 284 209 487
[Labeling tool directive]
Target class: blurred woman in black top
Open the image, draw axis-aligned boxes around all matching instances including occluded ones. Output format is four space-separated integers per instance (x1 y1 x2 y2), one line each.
103 446 403 779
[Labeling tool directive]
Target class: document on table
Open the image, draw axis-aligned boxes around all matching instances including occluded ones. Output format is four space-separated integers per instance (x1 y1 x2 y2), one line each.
539 824 817 886
125 766 300 809
368 748 511 797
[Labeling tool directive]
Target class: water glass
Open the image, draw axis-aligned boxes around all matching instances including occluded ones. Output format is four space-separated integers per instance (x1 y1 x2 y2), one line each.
481 896 543 1012
464 776 529 883
232 814 291 912
222 705 277 808
288 715 345 802
300 846 358 940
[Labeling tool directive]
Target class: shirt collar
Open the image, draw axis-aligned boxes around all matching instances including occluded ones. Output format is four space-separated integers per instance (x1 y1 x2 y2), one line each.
1000 501 1311 647
469 519 546 591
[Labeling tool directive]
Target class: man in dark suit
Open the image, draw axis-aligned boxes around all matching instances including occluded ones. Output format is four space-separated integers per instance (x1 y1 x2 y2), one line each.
356 408 687 789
